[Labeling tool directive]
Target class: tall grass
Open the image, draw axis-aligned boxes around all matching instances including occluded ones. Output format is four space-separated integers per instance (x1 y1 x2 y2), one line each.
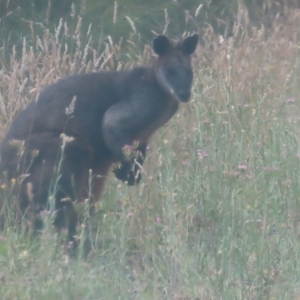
1 6 300 300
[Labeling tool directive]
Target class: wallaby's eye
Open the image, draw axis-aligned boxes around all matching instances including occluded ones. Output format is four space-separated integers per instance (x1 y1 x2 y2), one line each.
166 67 177 77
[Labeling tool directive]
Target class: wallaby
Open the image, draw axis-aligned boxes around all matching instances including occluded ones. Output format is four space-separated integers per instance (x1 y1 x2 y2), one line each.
0 34 199 242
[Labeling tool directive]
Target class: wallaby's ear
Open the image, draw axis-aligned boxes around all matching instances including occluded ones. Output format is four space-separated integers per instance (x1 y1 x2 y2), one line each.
153 35 173 56
178 34 199 55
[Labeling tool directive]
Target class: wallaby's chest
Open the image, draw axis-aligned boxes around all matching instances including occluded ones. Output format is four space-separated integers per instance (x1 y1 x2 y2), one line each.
135 97 179 143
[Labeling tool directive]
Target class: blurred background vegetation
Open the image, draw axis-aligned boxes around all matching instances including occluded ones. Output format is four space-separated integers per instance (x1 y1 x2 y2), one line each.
0 0 299 56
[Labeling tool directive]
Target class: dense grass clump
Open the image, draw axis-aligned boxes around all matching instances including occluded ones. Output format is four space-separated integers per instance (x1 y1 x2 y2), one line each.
1 7 300 300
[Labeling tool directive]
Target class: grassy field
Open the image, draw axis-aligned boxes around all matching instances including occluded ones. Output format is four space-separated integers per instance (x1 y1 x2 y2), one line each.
1 7 300 300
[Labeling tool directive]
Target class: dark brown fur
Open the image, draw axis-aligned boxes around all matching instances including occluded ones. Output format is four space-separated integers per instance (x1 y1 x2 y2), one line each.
0 34 198 242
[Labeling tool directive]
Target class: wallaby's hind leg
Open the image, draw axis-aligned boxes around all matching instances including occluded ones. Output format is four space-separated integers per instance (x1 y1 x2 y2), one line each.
53 192 78 243
17 153 57 234
49 138 93 242
90 160 113 202
19 163 79 244
6 133 92 242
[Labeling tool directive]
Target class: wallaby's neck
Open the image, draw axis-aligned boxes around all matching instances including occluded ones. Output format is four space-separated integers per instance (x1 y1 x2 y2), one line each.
151 64 179 102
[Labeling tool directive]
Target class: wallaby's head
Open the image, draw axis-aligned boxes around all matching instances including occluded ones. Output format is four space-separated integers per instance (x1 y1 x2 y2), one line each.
153 34 198 102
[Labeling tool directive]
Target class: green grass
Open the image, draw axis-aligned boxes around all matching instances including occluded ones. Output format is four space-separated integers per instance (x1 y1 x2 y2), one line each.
1 8 300 300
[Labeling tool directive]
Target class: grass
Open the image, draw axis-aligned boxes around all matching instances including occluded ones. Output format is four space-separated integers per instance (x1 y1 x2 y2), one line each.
1 6 300 300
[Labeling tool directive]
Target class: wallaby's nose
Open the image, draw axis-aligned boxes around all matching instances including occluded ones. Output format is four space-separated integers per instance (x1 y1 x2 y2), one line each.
178 90 191 102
